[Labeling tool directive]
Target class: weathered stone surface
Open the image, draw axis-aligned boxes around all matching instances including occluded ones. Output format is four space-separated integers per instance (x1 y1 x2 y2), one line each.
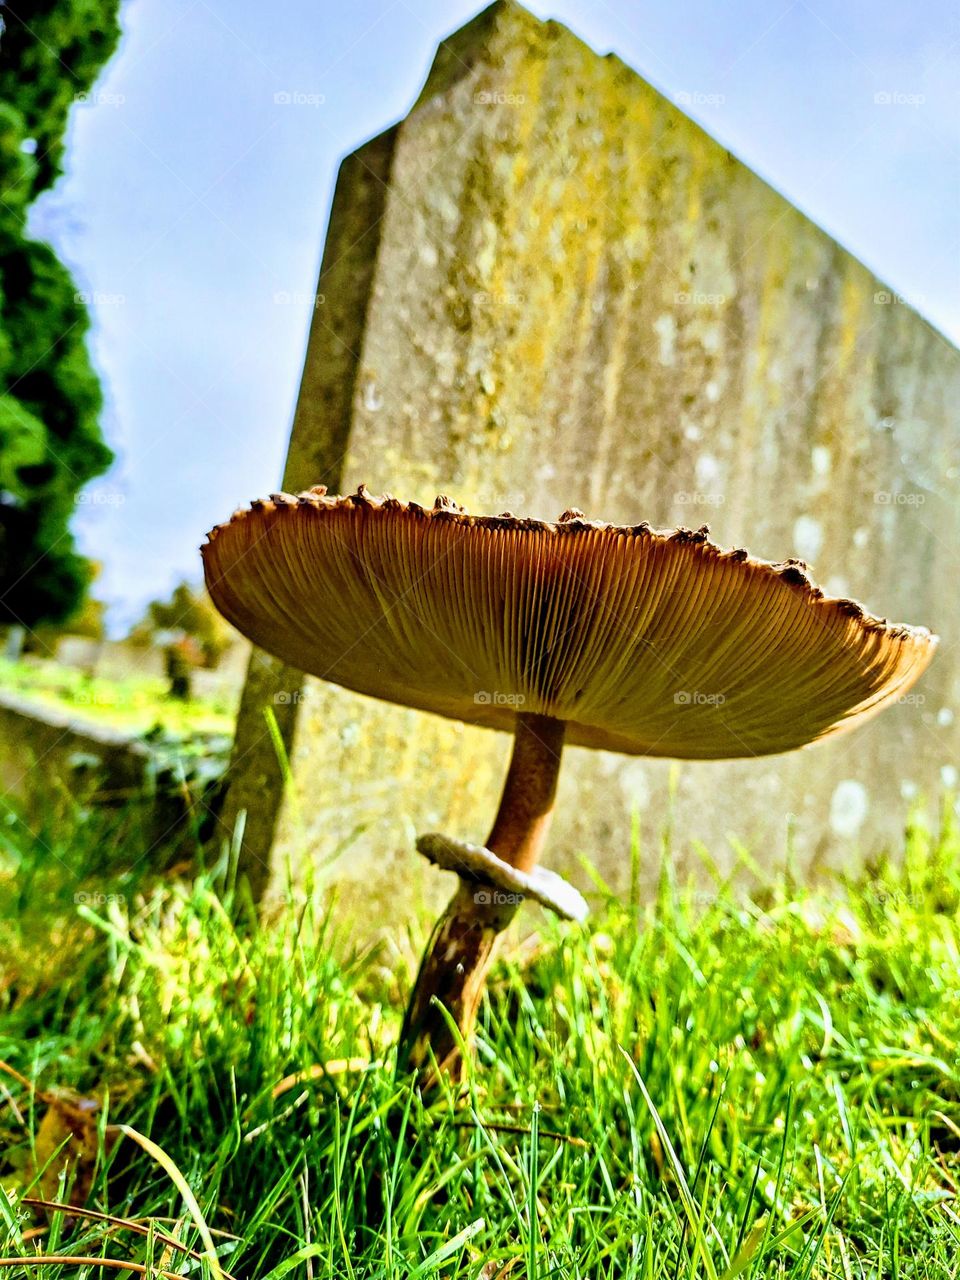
219 1 959 926
0 691 155 812
0 693 213 857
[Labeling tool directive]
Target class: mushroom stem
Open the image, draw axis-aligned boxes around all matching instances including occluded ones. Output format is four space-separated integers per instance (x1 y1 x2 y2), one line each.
485 712 566 873
397 713 565 1083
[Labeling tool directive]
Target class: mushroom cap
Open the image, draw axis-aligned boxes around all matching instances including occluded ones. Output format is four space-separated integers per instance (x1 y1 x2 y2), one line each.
202 487 937 761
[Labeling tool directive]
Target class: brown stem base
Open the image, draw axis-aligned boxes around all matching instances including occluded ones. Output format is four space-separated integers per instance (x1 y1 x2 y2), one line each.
397 712 565 1086
396 881 518 1082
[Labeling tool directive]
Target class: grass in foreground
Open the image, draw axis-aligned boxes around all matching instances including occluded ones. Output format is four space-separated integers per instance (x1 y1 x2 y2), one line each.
1 800 960 1276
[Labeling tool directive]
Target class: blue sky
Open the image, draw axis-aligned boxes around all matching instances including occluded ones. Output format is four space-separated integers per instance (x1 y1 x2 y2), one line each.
33 0 960 630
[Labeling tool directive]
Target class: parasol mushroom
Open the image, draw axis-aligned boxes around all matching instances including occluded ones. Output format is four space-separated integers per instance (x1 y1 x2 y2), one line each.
202 486 937 1082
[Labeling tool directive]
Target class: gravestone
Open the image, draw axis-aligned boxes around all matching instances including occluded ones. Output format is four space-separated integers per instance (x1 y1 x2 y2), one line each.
216 1 960 917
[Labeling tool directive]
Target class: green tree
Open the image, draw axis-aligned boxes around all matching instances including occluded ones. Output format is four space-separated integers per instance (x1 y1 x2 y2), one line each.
25 560 108 654
128 582 232 670
0 1 122 628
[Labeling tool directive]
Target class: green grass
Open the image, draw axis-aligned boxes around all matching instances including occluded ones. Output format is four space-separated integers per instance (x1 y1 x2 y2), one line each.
1 798 960 1276
0 658 235 737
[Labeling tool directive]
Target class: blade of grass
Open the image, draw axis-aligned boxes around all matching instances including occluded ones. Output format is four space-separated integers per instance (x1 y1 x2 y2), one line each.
115 1124 225 1280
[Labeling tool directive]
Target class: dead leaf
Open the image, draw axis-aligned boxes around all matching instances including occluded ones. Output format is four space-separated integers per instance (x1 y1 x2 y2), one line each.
33 1092 116 1208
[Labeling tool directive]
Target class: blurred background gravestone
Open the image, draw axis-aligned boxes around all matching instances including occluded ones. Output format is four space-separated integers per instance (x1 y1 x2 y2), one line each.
217 0 959 916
